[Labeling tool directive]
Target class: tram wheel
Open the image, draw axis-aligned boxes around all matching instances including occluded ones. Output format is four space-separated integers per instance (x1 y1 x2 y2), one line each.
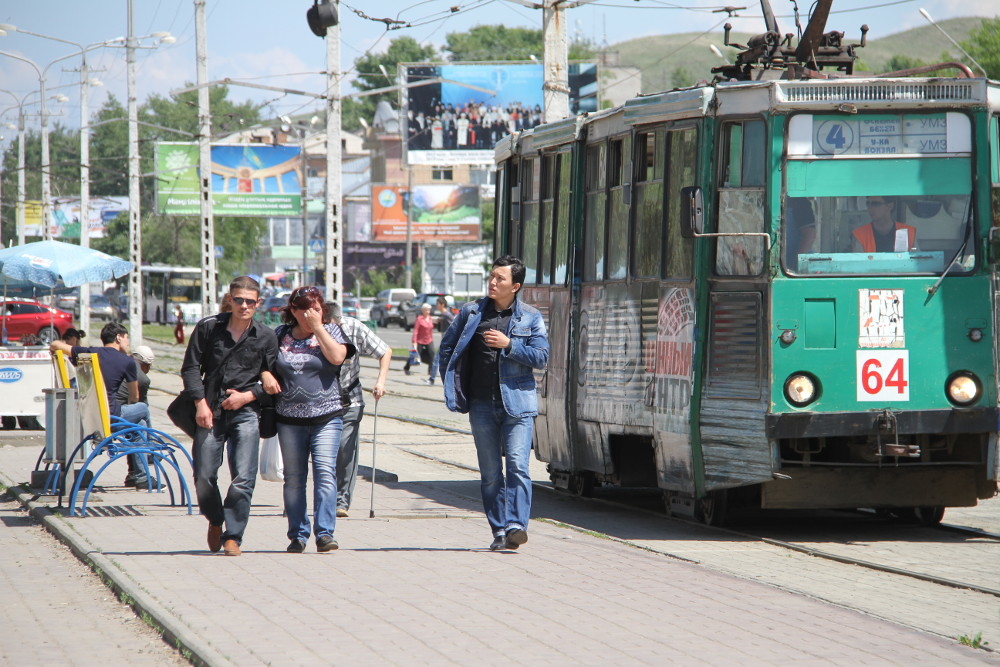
911 506 945 526
569 473 594 497
695 489 728 526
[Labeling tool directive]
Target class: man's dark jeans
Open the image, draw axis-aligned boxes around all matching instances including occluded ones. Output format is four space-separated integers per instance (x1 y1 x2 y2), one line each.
192 406 260 544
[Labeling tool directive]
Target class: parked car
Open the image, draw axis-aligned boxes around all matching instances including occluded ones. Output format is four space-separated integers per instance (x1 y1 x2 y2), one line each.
369 288 416 328
87 294 116 321
0 299 74 345
54 288 79 313
399 293 457 331
342 293 361 319
357 297 375 322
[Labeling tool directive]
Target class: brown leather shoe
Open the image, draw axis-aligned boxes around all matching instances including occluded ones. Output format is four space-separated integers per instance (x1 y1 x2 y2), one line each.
223 539 241 556
207 524 223 553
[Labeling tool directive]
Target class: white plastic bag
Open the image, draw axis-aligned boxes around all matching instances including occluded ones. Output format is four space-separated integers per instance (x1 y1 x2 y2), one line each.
259 435 283 482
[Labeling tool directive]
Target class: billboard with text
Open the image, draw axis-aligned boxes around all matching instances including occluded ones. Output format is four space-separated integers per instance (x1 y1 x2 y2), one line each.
156 142 302 216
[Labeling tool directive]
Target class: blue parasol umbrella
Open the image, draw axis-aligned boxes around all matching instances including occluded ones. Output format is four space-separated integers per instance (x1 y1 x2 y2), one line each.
0 240 133 345
0 240 133 288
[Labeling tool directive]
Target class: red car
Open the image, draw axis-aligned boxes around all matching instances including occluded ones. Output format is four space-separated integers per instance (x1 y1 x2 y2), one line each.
0 299 74 345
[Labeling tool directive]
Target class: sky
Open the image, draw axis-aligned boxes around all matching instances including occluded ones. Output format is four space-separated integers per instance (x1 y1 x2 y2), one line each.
0 0 995 142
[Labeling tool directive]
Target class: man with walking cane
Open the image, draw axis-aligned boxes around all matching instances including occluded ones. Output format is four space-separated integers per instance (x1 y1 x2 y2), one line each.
438 256 549 551
328 302 391 517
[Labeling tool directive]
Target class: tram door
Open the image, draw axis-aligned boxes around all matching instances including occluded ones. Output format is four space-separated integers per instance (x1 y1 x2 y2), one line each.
699 119 774 492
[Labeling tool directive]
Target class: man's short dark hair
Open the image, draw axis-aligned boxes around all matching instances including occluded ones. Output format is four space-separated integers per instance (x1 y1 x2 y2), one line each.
229 275 261 296
493 255 525 287
100 321 128 345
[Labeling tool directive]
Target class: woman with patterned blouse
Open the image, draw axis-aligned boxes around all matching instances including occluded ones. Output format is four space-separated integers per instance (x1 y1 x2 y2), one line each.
273 286 355 553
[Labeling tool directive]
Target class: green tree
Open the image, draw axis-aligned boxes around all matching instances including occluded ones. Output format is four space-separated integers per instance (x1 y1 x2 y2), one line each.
444 25 595 62
670 67 695 88
883 55 928 75
962 18 1000 79
344 37 437 132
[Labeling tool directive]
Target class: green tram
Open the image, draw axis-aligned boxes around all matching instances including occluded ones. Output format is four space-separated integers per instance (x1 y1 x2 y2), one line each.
492 36 1000 525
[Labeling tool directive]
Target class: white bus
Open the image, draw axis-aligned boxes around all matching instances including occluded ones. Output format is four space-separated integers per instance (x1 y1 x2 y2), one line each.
141 266 203 324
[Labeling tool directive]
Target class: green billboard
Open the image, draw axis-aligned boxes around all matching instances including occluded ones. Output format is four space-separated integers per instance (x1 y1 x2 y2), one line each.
156 142 303 216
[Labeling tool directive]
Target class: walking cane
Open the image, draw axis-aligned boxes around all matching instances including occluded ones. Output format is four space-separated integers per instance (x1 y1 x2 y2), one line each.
369 398 379 518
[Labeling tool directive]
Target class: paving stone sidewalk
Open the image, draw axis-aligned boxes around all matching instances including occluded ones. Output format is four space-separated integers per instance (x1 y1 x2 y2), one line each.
1 428 994 665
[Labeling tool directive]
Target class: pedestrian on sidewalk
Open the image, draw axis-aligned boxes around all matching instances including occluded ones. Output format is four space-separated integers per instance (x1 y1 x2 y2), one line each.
328 302 391 518
405 303 436 384
180 276 279 557
271 287 354 554
173 305 186 344
438 256 549 551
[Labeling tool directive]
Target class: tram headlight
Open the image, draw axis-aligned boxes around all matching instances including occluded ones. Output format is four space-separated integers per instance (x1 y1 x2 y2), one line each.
968 328 983 342
784 373 818 407
946 372 981 406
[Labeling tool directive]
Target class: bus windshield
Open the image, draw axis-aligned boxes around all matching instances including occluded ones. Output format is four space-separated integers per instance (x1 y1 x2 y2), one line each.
782 111 975 277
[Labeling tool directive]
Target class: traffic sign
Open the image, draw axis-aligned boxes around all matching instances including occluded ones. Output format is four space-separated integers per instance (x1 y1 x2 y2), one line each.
214 245 224 258
308 239 325 253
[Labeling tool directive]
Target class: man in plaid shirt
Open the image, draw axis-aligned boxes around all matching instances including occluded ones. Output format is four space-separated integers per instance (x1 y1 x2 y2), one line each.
330 303 392 517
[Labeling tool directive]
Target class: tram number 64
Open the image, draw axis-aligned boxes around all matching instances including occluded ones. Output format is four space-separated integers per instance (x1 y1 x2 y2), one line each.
856 350 909 401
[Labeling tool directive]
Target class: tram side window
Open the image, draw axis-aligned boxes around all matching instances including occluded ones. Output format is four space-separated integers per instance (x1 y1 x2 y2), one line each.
583 143 607 281
607 138 630 280
633 129 665 278
716 120 767 276
554 151 571 284
539 155 555 284
665 126 696 279
520 157 541 284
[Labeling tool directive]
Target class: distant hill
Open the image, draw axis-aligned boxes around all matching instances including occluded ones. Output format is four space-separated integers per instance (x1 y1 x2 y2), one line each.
610 17 989 93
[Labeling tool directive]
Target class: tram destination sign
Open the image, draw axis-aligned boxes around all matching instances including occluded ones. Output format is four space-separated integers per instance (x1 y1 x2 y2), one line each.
155 142 302 216
792 113 970 157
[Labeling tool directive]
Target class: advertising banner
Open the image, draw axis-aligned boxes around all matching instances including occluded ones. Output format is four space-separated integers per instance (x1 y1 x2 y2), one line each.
156 142 302 216
403 61 598 166
21 197 126 239
371 184 480 242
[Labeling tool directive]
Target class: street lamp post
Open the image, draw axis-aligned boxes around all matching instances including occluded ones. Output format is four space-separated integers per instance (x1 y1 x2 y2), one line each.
1 24 172 338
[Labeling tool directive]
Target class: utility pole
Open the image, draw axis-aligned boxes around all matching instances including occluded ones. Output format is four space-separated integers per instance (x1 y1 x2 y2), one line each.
78 52 92 335
542 0 570 120
126 0 143 345
323 4 342 303
195 0 217 315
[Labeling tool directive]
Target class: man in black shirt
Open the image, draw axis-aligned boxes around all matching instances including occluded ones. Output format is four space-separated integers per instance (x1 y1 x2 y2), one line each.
181 276 279 556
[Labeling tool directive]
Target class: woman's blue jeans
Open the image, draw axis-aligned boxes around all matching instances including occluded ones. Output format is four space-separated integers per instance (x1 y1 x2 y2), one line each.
468 397 534 536
278 417 343 542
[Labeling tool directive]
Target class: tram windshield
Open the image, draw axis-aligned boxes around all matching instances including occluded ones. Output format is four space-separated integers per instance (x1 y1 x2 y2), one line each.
782 111 975 276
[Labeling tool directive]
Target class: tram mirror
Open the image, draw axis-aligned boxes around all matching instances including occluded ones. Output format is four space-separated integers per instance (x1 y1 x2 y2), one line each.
680 186 704 238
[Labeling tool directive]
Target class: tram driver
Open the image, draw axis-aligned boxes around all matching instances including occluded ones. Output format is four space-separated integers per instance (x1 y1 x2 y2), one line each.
852 196 916 253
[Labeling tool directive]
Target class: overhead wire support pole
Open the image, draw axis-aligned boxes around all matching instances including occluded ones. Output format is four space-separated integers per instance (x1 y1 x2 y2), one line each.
127 0 143 344
195 0 217 316
324 3 342 303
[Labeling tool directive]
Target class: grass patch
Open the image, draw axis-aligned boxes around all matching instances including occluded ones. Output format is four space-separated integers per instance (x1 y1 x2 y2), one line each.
958 632 988 649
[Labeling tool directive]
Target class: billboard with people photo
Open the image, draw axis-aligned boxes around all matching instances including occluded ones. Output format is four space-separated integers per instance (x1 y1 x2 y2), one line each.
403 61 598 166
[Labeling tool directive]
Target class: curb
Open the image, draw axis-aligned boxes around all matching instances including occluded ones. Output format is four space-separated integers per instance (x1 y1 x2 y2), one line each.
0 470 226 667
